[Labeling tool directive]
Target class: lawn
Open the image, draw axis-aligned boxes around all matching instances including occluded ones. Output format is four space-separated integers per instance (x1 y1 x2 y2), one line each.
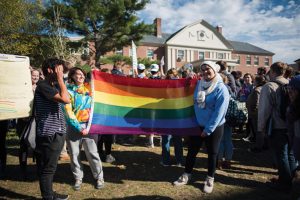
0 130 299 200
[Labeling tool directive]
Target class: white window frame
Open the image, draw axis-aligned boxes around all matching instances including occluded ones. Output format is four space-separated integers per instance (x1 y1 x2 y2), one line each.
264 57 270 66
254 56 259 65
177 50 185 61
246 55 251 65
217 52 224 59
115 49 123 55
147 49 154 59
236 55 240 64
199 51 204 60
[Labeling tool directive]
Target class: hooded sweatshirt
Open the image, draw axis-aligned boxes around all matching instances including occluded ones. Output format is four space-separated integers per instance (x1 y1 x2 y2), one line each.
194 74 230 135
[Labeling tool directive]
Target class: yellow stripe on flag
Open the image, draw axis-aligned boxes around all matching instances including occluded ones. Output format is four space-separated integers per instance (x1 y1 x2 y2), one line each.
94 91 193 109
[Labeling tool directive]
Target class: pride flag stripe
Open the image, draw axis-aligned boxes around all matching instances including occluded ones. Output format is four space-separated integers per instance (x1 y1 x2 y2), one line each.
89 124 201 135
92 113 199 128
94 91 193 109
94 79 194 98
90 71 200 135
93 72 196 88
93 102 194 119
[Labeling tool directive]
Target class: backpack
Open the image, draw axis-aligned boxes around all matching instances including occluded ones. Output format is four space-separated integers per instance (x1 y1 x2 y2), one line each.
225 98 248 127
272 81 290 121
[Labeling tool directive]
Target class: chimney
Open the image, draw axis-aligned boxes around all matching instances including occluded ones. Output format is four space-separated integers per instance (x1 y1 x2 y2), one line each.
216 25 222 34
154 18 162 38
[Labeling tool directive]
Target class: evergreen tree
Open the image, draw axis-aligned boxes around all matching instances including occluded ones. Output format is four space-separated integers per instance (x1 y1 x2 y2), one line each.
45 0 153 64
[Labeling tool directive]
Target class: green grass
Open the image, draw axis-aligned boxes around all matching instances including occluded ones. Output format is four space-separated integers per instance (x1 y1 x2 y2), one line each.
1 130 299 200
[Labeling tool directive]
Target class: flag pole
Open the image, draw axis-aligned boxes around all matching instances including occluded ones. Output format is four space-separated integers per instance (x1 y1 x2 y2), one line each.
131 40 138 77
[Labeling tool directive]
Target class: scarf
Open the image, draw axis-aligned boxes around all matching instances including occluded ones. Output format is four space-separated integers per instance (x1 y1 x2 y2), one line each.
196 73 221 108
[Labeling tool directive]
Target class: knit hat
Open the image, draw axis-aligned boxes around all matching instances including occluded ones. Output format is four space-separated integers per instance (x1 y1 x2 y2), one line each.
201 61 220 73
137 63 145 70
183 63 193 71
150 64 159 72
289 75 300 90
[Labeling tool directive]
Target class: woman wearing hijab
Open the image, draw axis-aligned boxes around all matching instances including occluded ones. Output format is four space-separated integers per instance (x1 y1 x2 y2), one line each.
173 61 230 194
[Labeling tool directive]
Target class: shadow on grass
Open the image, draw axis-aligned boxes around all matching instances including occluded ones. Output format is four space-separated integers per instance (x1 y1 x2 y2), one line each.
0 186 38 200
84 195 173 200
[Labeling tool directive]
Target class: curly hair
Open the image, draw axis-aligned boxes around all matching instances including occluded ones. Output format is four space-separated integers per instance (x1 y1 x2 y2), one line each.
41 58 66 77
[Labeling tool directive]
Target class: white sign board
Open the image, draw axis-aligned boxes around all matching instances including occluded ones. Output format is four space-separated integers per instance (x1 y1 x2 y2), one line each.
0 54 33 120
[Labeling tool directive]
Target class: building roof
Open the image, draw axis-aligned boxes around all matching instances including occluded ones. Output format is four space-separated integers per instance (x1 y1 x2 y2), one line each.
294 58 300 63
228 40 274 55
141 33 171 45
140 20 274 56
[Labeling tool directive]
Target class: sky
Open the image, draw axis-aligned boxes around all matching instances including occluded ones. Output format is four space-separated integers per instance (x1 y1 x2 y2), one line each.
137 0 300 63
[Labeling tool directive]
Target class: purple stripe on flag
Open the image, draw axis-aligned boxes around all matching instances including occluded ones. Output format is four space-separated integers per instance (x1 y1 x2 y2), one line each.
89 124 201 135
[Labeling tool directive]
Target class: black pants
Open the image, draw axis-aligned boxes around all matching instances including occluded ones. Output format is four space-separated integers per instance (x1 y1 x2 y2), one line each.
16 118 29 173
35 133 65 200
185 125 224 177
98 135 113 155
0 120 9 172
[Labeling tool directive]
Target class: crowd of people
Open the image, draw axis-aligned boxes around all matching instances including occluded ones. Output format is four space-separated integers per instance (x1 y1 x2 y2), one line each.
0 58 299 200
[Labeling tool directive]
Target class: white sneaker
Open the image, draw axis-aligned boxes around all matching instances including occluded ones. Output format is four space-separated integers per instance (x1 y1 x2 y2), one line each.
73 179 82 191
146 143 154 148
105 154 116 163
203 176 214 193
96 179 104 189
173 173 191 186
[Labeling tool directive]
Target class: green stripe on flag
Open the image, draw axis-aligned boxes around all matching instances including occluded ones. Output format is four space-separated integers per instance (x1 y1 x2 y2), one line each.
93 102 194 119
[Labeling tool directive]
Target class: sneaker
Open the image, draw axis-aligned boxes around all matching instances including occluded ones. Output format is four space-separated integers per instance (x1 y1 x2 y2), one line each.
105 154 116 163
96 179 104 189
160 161 171 167
176 163 184 167
222 160 231 169
203 176 214 193
217 160 223 170
173 173 191 186
242 137 251 142
73 179 82 191
146 143 154 148
53 192 69 200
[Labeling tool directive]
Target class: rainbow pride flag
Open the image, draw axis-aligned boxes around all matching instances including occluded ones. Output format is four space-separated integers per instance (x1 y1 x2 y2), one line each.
89 70 201 135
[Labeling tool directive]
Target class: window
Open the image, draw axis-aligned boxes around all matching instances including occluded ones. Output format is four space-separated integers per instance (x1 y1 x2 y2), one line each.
236 55 240 64
115 49 123 55
264 57 270 66
246 55 251 65
254 56 259 65
199 51 204 60
177 50 185 61
147 49 154 59
217 53 224 59
206 51 210 58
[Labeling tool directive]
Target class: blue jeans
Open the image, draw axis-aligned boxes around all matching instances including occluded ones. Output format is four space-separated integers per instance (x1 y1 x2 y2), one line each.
161 135 183 165
270 130 296 187
218 124 233 161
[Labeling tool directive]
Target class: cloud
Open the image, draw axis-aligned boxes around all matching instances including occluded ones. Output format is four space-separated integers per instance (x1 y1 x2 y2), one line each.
272 5 284 13
138 0 300 63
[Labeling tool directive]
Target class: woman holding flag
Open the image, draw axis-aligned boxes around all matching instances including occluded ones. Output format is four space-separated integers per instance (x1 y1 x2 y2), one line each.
64 67 104 191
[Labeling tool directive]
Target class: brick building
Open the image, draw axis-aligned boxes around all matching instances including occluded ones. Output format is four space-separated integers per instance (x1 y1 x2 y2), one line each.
118 18 274 75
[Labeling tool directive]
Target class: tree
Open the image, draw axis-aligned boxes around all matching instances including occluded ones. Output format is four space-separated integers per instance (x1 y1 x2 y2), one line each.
100 54 131 66
0 0 44 56
45 0 153 64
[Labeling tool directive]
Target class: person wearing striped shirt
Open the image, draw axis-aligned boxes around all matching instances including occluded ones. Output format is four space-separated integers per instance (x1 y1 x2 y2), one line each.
34 58 70 200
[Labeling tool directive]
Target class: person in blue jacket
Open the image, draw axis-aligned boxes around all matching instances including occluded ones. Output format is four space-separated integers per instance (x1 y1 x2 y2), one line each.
173 61 230 194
